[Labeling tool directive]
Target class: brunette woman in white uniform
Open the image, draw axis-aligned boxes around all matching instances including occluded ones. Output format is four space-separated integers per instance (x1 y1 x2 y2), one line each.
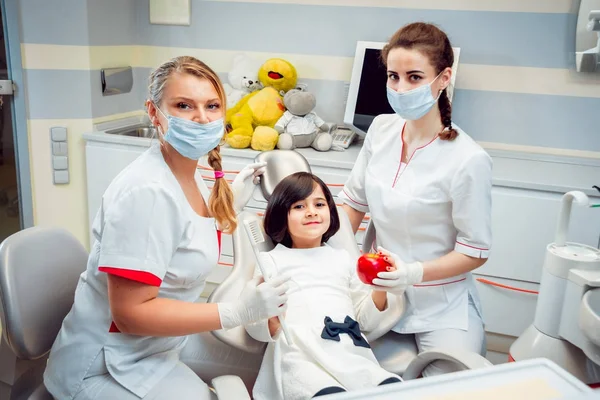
340 23 493 376
43 56 289 399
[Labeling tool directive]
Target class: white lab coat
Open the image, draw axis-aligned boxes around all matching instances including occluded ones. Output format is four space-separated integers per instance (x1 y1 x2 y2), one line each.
44 144 221 399
339 113 492 334
245 244 404 400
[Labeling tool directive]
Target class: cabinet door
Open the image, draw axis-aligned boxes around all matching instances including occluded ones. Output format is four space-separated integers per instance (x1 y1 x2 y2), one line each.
478 186 600 283
85 143 146 248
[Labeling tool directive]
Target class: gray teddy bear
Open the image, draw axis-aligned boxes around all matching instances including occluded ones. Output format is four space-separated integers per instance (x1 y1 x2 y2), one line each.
274 88 335 152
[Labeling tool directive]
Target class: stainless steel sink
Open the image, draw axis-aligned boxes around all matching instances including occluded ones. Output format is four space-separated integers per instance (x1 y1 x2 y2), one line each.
105 124 157 139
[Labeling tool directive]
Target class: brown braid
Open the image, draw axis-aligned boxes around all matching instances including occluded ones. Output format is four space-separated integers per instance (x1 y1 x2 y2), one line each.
438 89 458 140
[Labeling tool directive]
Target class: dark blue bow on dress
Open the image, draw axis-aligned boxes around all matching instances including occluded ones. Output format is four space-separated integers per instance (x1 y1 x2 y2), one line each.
320 315 371 349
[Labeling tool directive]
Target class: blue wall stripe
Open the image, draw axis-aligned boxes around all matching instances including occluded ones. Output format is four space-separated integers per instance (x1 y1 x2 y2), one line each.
86 0 139 46
24 68 148 119
19 0 91 45
20 0 575 69
452 90 600 152
24 67 599 153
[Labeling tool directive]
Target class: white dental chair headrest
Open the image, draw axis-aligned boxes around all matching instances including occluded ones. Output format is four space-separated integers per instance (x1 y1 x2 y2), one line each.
254 150 311 201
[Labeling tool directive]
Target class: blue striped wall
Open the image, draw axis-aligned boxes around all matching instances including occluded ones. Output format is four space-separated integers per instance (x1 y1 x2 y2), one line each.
19 0 600 152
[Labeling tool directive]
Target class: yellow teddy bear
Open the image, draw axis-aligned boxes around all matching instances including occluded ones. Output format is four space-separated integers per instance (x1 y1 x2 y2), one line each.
225 58 298 150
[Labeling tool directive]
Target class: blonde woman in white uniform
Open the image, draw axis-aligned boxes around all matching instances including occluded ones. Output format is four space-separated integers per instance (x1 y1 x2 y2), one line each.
43 56 290 399
339 23 493 376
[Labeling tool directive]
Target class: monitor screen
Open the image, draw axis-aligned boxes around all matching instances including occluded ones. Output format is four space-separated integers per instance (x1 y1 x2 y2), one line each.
352 48 394 134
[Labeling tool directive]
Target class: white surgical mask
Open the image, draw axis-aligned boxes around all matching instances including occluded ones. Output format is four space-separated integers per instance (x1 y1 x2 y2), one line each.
386 73 443 120
156 106 224 160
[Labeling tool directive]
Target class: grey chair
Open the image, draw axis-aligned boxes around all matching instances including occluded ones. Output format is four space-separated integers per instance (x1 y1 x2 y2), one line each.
208 149 493 385
0 226 88 400
0 227 251 400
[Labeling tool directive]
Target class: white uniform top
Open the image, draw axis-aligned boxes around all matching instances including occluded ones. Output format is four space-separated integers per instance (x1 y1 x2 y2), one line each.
338 114 492 334
43 144 221 399
275 111 325 135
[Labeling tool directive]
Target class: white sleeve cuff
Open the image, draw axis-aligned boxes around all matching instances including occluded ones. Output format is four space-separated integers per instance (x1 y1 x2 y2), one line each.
455 241 490 258
338 189 369 213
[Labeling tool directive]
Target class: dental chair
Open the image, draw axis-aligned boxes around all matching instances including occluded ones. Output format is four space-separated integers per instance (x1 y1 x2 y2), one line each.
0 226 87 400
208 150 493 393
0 227 254 400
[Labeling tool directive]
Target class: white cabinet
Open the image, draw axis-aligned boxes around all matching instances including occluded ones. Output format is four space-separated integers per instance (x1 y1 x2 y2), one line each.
83 131 600 341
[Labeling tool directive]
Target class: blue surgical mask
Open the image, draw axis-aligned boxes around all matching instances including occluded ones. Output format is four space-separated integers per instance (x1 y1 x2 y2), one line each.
156 106 224 160
386 73 443 120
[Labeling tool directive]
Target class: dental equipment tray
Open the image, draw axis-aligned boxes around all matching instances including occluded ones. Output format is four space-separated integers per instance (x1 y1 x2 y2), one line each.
327 358 594 400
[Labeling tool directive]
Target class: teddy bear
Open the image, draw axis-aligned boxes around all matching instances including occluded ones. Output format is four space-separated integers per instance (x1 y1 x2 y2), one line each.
222 54 263 109
225 58 298 150
274 88 334 152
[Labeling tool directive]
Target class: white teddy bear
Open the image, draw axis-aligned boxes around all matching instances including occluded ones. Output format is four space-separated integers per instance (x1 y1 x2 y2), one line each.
223 54 263 108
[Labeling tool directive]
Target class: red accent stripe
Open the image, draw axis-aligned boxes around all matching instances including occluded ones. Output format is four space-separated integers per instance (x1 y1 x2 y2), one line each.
392 124 438 188
508 354 515 362
217 230 222 255
414 277 466 287
109 321 121 333
99 266 162 287
456 241 489 251
477 278 539 295
589 382 600 389
202 176 234 183
341 189 368 207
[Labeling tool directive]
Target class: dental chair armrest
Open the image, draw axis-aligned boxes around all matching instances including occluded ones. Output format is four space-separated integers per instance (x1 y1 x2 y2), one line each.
211 375 251 400
402 348 493 380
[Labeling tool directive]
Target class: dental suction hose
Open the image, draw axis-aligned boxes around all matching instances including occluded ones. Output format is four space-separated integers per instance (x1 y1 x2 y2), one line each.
535 190 600 338
554 191 589 248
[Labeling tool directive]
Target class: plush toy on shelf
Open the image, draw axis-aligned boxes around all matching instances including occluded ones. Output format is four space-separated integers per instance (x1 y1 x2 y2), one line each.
222 54 263 109
274 88 334 152
225 58 298 151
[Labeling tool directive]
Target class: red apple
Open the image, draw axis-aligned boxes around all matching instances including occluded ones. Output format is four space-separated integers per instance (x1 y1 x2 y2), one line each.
356 253 392 284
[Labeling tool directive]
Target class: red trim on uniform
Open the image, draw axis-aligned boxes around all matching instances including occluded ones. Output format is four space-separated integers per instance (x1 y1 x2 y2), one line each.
589 382 600 389
414 277 466 287
342 189 368 207
392 124 439 188
109 321 121 333
99 266 162 287
456 241 489 251
508 354 515 362
217 230 222 254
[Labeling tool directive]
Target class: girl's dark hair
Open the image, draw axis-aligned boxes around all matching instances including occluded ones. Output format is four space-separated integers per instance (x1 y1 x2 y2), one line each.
381 22 458 141
264 172 340 248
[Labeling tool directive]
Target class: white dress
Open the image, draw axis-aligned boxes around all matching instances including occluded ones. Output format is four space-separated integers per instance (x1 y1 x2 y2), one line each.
245 243 404 400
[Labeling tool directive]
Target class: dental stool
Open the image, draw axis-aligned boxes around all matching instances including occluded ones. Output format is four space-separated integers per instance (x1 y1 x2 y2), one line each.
0 226 88 400
208 150 493 385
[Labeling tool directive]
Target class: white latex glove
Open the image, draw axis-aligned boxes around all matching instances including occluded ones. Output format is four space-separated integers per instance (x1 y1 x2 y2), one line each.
218 274 290 330
370 246 424 294
231 161 267 213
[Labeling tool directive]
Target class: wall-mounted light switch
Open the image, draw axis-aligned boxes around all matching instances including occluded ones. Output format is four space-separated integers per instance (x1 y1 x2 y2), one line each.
50 126 69 184
52 156 68 170
52 142 68 156
50 127 67 142
53 170 69 185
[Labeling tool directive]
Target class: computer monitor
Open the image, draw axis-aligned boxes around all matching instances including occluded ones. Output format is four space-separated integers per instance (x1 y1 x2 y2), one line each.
343 41 460 138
